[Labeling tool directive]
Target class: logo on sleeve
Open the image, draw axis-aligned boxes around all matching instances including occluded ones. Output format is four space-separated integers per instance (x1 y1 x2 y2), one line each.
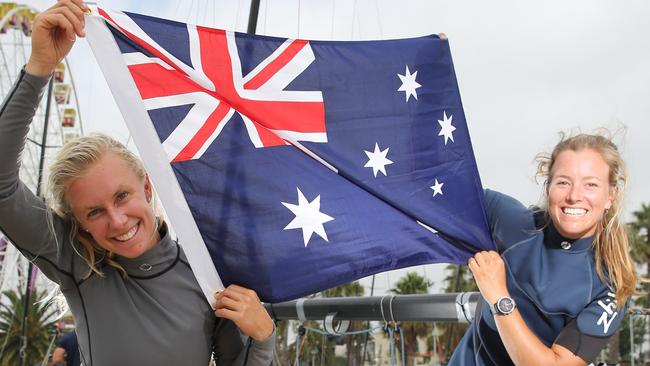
596 292 618 334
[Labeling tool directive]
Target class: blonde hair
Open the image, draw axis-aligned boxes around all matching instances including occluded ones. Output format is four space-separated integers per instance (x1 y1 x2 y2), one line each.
46 133 158 278
536 131 638 307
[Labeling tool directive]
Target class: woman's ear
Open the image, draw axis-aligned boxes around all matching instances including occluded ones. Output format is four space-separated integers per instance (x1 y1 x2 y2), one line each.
144 174 152 203
605 186 617 211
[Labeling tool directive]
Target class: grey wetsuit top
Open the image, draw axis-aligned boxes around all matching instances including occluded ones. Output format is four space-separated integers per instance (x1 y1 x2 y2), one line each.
0 70 275 365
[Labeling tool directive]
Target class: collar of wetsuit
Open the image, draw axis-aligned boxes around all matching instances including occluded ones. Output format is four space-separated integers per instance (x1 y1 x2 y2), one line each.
543 222 593 252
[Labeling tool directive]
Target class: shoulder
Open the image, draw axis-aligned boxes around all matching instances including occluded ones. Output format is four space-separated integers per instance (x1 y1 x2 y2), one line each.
483 189 537 250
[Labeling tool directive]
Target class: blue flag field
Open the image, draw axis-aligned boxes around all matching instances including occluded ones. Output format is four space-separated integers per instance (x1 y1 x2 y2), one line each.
86 9 494 302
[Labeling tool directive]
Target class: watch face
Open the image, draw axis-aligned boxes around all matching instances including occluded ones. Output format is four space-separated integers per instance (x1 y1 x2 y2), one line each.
497 297 515 313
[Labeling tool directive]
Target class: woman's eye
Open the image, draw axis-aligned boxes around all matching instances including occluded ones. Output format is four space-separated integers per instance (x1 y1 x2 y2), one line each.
88 209 101 218
587 182 598 188
556 180 569 186
116 192 129 201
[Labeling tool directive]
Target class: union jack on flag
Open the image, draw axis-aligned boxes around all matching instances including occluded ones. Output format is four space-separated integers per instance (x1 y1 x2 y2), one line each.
87 9 495 302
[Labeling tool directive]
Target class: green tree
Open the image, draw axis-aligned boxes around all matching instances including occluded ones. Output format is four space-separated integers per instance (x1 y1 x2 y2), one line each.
629 203 650 302
390 272 432 366
437 264 478 362
0 289 58 366
615 203 650 364
618 313 647 365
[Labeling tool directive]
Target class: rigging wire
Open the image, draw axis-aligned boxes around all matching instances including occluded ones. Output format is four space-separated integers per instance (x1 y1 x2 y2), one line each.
350 0 357 39
186 0 195 23
201 0 209 26
194 0 201 26
39 331 58 366
329 0 336 40
64 58 84 136
374 0 384 39
296 0 301 38
355 0 363 39
263 0 270 34
234 0 243 32
211 0 216 28
210 1 217 28
173 0 183 22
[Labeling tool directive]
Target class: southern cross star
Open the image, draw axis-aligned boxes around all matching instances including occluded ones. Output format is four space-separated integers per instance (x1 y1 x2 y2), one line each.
437 111 456 145
282 188 334 247
364 143 394 177
397 65 421 102
430 179 444 197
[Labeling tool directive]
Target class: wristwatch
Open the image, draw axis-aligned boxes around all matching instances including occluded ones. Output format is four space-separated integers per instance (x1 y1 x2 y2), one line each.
490 296 516 315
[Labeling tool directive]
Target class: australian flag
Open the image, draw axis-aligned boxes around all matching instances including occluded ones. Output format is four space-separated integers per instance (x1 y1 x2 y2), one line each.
87 9 495 302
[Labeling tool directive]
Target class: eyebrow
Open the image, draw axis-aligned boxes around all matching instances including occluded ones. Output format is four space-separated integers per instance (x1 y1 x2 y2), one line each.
554 174 603 181
80 186 132 211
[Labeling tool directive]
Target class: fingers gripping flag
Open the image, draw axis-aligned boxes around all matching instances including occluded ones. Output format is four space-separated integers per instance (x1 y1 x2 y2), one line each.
86 9 495 303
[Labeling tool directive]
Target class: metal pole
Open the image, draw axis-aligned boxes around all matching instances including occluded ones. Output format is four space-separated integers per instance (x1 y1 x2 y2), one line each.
631 314 635 366
431 324 436 366
265 293 480 322
361 275 376 365
19 76 54 366
247 0 261 34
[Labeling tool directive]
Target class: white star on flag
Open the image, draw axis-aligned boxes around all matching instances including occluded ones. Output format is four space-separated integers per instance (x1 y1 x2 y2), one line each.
364 143 394 177
397 65 421 102
437 111 456 145
282 188 335 247
430 179 444 197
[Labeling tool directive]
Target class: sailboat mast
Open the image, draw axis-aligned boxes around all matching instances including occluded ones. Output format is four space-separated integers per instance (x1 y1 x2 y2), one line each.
247 0 261 34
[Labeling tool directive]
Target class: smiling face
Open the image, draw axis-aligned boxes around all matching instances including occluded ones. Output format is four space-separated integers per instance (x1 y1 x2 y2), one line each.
547 148 614 239
66 152 159 259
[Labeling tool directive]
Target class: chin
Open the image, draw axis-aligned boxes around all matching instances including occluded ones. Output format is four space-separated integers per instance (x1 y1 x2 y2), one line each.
556 223 595 239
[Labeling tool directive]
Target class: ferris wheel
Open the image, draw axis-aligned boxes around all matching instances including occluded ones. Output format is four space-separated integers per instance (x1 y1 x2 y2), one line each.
0 2 84 299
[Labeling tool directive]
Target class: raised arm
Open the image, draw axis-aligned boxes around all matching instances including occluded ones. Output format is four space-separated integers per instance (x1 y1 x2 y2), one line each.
0 0 88 280
26 0 87 77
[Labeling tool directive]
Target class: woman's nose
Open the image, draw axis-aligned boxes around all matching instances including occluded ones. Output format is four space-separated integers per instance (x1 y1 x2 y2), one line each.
107 208 128 227
567 184 583 202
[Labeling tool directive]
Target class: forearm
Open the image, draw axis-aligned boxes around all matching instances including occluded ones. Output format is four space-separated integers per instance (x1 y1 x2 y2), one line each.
494 309 584 366
0 70 49 198
212 316 276 365
494 309 557 365
234 330 276 366
0 70 72 281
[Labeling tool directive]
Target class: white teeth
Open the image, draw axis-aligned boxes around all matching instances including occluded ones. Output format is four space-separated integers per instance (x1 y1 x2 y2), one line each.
563 207 586 216
115 225 138 241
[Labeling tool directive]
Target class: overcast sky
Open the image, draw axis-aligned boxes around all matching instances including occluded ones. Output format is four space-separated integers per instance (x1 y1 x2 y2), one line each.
17 0 650 293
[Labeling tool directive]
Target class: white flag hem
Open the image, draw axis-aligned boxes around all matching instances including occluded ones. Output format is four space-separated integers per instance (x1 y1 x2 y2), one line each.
85 12 224 304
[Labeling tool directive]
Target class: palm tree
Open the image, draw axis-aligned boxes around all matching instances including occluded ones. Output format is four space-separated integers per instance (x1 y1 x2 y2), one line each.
621 203 650 363
0 289 58 366
629 203 650 301
437 264 478 362
390 272 432 366
618 312 647 365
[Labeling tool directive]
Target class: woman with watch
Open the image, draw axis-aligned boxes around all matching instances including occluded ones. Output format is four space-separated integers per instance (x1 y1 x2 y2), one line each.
449 133 639 365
